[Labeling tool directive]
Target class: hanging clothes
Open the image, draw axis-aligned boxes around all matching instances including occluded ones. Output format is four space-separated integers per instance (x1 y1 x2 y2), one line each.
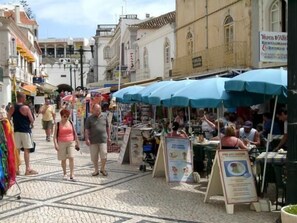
0 119 17 196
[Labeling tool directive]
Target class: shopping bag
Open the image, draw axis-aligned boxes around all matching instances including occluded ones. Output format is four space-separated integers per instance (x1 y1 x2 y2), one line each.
20 142 36 153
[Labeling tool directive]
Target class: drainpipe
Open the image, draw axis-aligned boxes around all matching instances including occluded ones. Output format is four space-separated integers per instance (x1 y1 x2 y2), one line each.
205 0 209 49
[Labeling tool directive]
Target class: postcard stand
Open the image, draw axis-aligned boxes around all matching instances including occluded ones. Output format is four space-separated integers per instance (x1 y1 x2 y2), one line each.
204 150 260 214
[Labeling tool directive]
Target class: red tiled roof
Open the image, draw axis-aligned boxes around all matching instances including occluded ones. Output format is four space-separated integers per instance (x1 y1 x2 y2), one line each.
4 10 37 25
130 11 175 29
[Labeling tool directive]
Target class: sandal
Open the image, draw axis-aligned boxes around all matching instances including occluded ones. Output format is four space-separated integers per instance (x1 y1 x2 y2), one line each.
70 177 76 182
100 170 108 176
25 169 38 175
92 172 99 176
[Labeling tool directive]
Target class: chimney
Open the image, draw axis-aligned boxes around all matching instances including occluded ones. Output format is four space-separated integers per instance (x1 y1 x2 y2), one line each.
145 13 150 19
15 5 20 24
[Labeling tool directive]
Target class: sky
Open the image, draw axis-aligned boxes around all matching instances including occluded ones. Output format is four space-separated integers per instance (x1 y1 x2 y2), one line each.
0 0 175 39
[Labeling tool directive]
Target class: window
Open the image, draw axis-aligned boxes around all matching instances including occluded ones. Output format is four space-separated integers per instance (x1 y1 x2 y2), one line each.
135 45 140 69
224 16 234 52
143 47 148 69
103 46 111 59
186 31 193 55
271 1 280 32
0 67 3 82
270 0 287 32
164 39 170 64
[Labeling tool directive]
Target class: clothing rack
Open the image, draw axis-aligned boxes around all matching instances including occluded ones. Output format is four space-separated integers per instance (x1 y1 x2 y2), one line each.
0 119 21 200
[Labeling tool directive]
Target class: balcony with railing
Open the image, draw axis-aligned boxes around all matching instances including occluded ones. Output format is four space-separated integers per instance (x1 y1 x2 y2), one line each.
173 41 248 77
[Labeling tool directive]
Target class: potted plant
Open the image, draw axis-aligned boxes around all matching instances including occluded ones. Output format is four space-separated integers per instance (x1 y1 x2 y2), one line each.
281 204 297 223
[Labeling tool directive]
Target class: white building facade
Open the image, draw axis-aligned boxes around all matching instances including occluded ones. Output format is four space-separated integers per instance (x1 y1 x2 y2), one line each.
0 4 40 105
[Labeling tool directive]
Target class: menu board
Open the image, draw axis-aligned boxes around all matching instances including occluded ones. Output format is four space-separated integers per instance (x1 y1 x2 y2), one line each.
218 150 258 204
164 137 193 182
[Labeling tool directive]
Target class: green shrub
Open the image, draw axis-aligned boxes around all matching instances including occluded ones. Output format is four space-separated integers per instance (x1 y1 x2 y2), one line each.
284 205 297 215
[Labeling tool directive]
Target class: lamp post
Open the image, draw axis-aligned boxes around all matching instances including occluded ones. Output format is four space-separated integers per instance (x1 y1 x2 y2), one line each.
67 38 74 90
76 38 95 89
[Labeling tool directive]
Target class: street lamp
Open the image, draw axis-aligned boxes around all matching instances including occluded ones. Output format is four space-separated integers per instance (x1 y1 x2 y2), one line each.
77 37 95 89
67 37 74 89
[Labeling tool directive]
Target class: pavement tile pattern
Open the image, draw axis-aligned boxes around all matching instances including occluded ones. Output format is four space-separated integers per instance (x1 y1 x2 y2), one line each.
0 116 280 223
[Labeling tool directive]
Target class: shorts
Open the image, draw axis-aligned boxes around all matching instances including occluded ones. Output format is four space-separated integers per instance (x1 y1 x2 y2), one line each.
42 120 53 130
14 132 34 149
90 143 107 163
57 141 75 160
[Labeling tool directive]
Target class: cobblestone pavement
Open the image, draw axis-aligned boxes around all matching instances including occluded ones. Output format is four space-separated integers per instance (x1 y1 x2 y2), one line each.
0 116 280 223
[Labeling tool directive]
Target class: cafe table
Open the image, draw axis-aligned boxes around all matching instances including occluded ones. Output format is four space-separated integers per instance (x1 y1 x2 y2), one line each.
192 140 219 176
255 152 287 195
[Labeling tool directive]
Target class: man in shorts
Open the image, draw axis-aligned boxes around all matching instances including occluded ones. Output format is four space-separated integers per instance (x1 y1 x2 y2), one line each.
85 104 110 176
8 92 37 175
38 98 56 142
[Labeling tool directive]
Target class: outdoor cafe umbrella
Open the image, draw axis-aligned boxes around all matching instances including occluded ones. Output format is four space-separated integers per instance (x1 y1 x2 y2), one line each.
148 79 196 107
112 86 145 104
131 81 173 103
224 68 288 193
171 77 259 108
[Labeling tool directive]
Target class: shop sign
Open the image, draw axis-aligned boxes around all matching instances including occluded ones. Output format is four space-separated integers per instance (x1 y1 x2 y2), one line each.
33 77 44 84
259 31 287 63
192 56 202 68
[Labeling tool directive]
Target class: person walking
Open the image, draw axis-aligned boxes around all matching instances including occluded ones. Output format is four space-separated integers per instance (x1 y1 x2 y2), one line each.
38 98 56 142
7 92 38 175
85 104 110 177
53 109 79 181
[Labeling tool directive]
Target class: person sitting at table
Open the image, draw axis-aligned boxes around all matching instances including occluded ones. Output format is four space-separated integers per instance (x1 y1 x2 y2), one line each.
201 112 216 139
167 122 187 138
174 109 186 129
274 108 288 151
237 120 261 147
200 115 225 140
220 125 248 150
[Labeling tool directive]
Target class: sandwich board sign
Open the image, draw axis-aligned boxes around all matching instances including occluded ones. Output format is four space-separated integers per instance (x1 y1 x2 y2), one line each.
153 136 193 183
204 150 260 214
118 127 131 164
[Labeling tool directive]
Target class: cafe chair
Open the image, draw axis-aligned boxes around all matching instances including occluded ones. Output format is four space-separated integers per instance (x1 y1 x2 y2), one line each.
272 164 286 210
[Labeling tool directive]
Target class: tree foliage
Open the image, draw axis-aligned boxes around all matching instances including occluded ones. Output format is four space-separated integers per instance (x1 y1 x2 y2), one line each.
19 0 34 19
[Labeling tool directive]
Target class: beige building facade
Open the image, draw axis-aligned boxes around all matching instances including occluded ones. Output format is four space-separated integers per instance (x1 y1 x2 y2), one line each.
173 0 287 79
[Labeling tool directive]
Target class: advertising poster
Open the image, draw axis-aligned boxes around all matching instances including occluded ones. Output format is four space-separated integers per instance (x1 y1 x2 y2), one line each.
218 150 258 204
165 137 193 182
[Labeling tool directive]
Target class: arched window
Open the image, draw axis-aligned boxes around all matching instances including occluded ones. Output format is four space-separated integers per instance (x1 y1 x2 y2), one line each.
103 46 111 59
186 31 193 55
270 0 287 32
164 39 170 64
224 16 234 52
143 47 148 69
135 45 140 69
